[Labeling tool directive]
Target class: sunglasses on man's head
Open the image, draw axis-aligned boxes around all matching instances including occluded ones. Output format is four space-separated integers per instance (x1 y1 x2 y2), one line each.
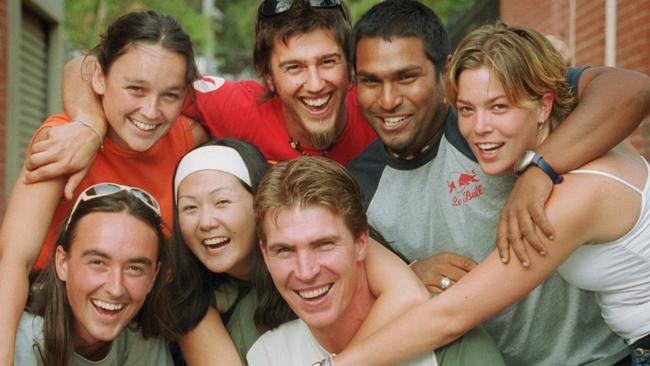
261 0 342 17
65 183 161 231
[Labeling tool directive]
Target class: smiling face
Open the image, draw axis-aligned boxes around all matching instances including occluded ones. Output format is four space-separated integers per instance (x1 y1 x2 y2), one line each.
456 67 552 175
177 170 256 280
92 42 187 152
355 36 447 156
55 211 160 354
260 205 369 331
265 28 349 149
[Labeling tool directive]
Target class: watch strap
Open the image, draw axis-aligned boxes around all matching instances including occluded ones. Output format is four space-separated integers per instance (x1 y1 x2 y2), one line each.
531 154 563 184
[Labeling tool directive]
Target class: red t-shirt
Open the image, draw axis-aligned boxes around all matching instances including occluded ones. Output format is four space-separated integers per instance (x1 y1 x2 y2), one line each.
185 76 375 165
30 114 195 269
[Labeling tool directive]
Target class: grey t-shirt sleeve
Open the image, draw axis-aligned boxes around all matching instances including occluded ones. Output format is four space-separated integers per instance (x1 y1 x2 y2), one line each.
567 66 588 97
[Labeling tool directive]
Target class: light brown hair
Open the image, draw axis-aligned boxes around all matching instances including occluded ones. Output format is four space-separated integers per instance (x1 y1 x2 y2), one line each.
255 156 367 244
445 22 575 130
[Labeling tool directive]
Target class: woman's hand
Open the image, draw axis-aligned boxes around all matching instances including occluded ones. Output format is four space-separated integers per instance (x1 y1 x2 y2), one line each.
496 167 553 266
24 121 100 199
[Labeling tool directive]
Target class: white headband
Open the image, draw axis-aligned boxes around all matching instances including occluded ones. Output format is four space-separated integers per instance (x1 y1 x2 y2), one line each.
174 145 252 199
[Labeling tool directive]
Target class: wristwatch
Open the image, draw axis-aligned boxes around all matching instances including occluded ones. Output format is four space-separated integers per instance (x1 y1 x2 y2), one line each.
514 150 563 184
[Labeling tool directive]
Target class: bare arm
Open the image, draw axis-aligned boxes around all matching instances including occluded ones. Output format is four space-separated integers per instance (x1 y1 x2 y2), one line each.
24 56 106 197
189 118 209 147
0 167 65 364
543 67 649 171
498 66 650 264
334 171 617 366
178 307 243 366
61 56 107 135
348 239 429 345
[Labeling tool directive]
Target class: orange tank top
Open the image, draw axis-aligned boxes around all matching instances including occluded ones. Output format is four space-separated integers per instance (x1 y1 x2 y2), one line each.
31 114 195 269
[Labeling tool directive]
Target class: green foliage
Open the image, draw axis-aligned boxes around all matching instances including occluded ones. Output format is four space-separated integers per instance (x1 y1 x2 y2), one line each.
64 0 475 75
346 0 474 25
212 0 260 76
64 0 207 54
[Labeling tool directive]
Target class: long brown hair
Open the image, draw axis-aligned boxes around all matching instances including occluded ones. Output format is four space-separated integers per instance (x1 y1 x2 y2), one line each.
28 190 169 365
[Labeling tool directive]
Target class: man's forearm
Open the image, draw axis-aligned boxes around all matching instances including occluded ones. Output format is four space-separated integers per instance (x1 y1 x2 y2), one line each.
62 56 107 136
539 67 650 172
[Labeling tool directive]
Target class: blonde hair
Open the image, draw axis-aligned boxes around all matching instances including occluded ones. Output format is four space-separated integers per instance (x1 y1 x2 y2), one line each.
255 156 367 245
445 22 575 129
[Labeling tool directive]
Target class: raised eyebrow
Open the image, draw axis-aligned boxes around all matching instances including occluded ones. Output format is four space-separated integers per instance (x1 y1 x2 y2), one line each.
457 95 507 106
490 95 509 103
396 65 424 77
319 53 342 62
277 52 342 69
82 249 110 259
82 249 153 266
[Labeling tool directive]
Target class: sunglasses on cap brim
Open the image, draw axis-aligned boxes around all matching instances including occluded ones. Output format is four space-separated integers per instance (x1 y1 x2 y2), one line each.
261 0 343 17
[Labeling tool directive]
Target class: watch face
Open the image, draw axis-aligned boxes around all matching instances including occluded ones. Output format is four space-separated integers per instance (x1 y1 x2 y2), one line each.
514 150 536 175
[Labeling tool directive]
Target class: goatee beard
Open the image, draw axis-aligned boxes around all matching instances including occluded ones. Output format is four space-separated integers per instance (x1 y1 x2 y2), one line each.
308 126 337 150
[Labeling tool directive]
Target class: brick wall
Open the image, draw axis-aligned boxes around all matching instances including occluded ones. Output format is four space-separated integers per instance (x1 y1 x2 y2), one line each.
501 0 650 160
0 0 7 211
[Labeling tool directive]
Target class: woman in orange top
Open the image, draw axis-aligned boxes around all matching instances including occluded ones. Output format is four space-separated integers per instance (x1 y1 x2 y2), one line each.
0 10 206 364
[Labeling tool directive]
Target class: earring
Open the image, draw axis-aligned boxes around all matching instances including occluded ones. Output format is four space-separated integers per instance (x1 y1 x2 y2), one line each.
538 120 545 132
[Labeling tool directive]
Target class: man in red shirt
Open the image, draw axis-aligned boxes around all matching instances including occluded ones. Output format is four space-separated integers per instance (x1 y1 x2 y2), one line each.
26 0 374 195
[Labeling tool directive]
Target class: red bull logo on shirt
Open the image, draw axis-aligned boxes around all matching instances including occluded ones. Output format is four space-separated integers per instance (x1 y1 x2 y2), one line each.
448 169 484 207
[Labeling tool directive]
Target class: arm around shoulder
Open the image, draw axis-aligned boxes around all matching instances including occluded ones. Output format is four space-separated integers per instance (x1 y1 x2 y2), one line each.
23 56 108 190
0 166 65 365
63 55 107 135
334 191 596 366
349 237 429 345
539 66 650 172
179 306 243 366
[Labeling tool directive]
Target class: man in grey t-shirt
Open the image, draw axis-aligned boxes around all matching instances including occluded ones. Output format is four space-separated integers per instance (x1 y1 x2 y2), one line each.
347 0 649 364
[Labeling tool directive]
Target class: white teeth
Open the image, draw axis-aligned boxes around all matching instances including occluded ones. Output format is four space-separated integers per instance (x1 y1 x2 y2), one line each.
383 116 406 127
297 284 332 299
203 237 229 246
302 95 330 107
92 299 125 311
130 118 157 131
478 143 502 151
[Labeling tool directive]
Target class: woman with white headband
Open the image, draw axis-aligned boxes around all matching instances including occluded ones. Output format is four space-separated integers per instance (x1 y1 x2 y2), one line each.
167 139 430 365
